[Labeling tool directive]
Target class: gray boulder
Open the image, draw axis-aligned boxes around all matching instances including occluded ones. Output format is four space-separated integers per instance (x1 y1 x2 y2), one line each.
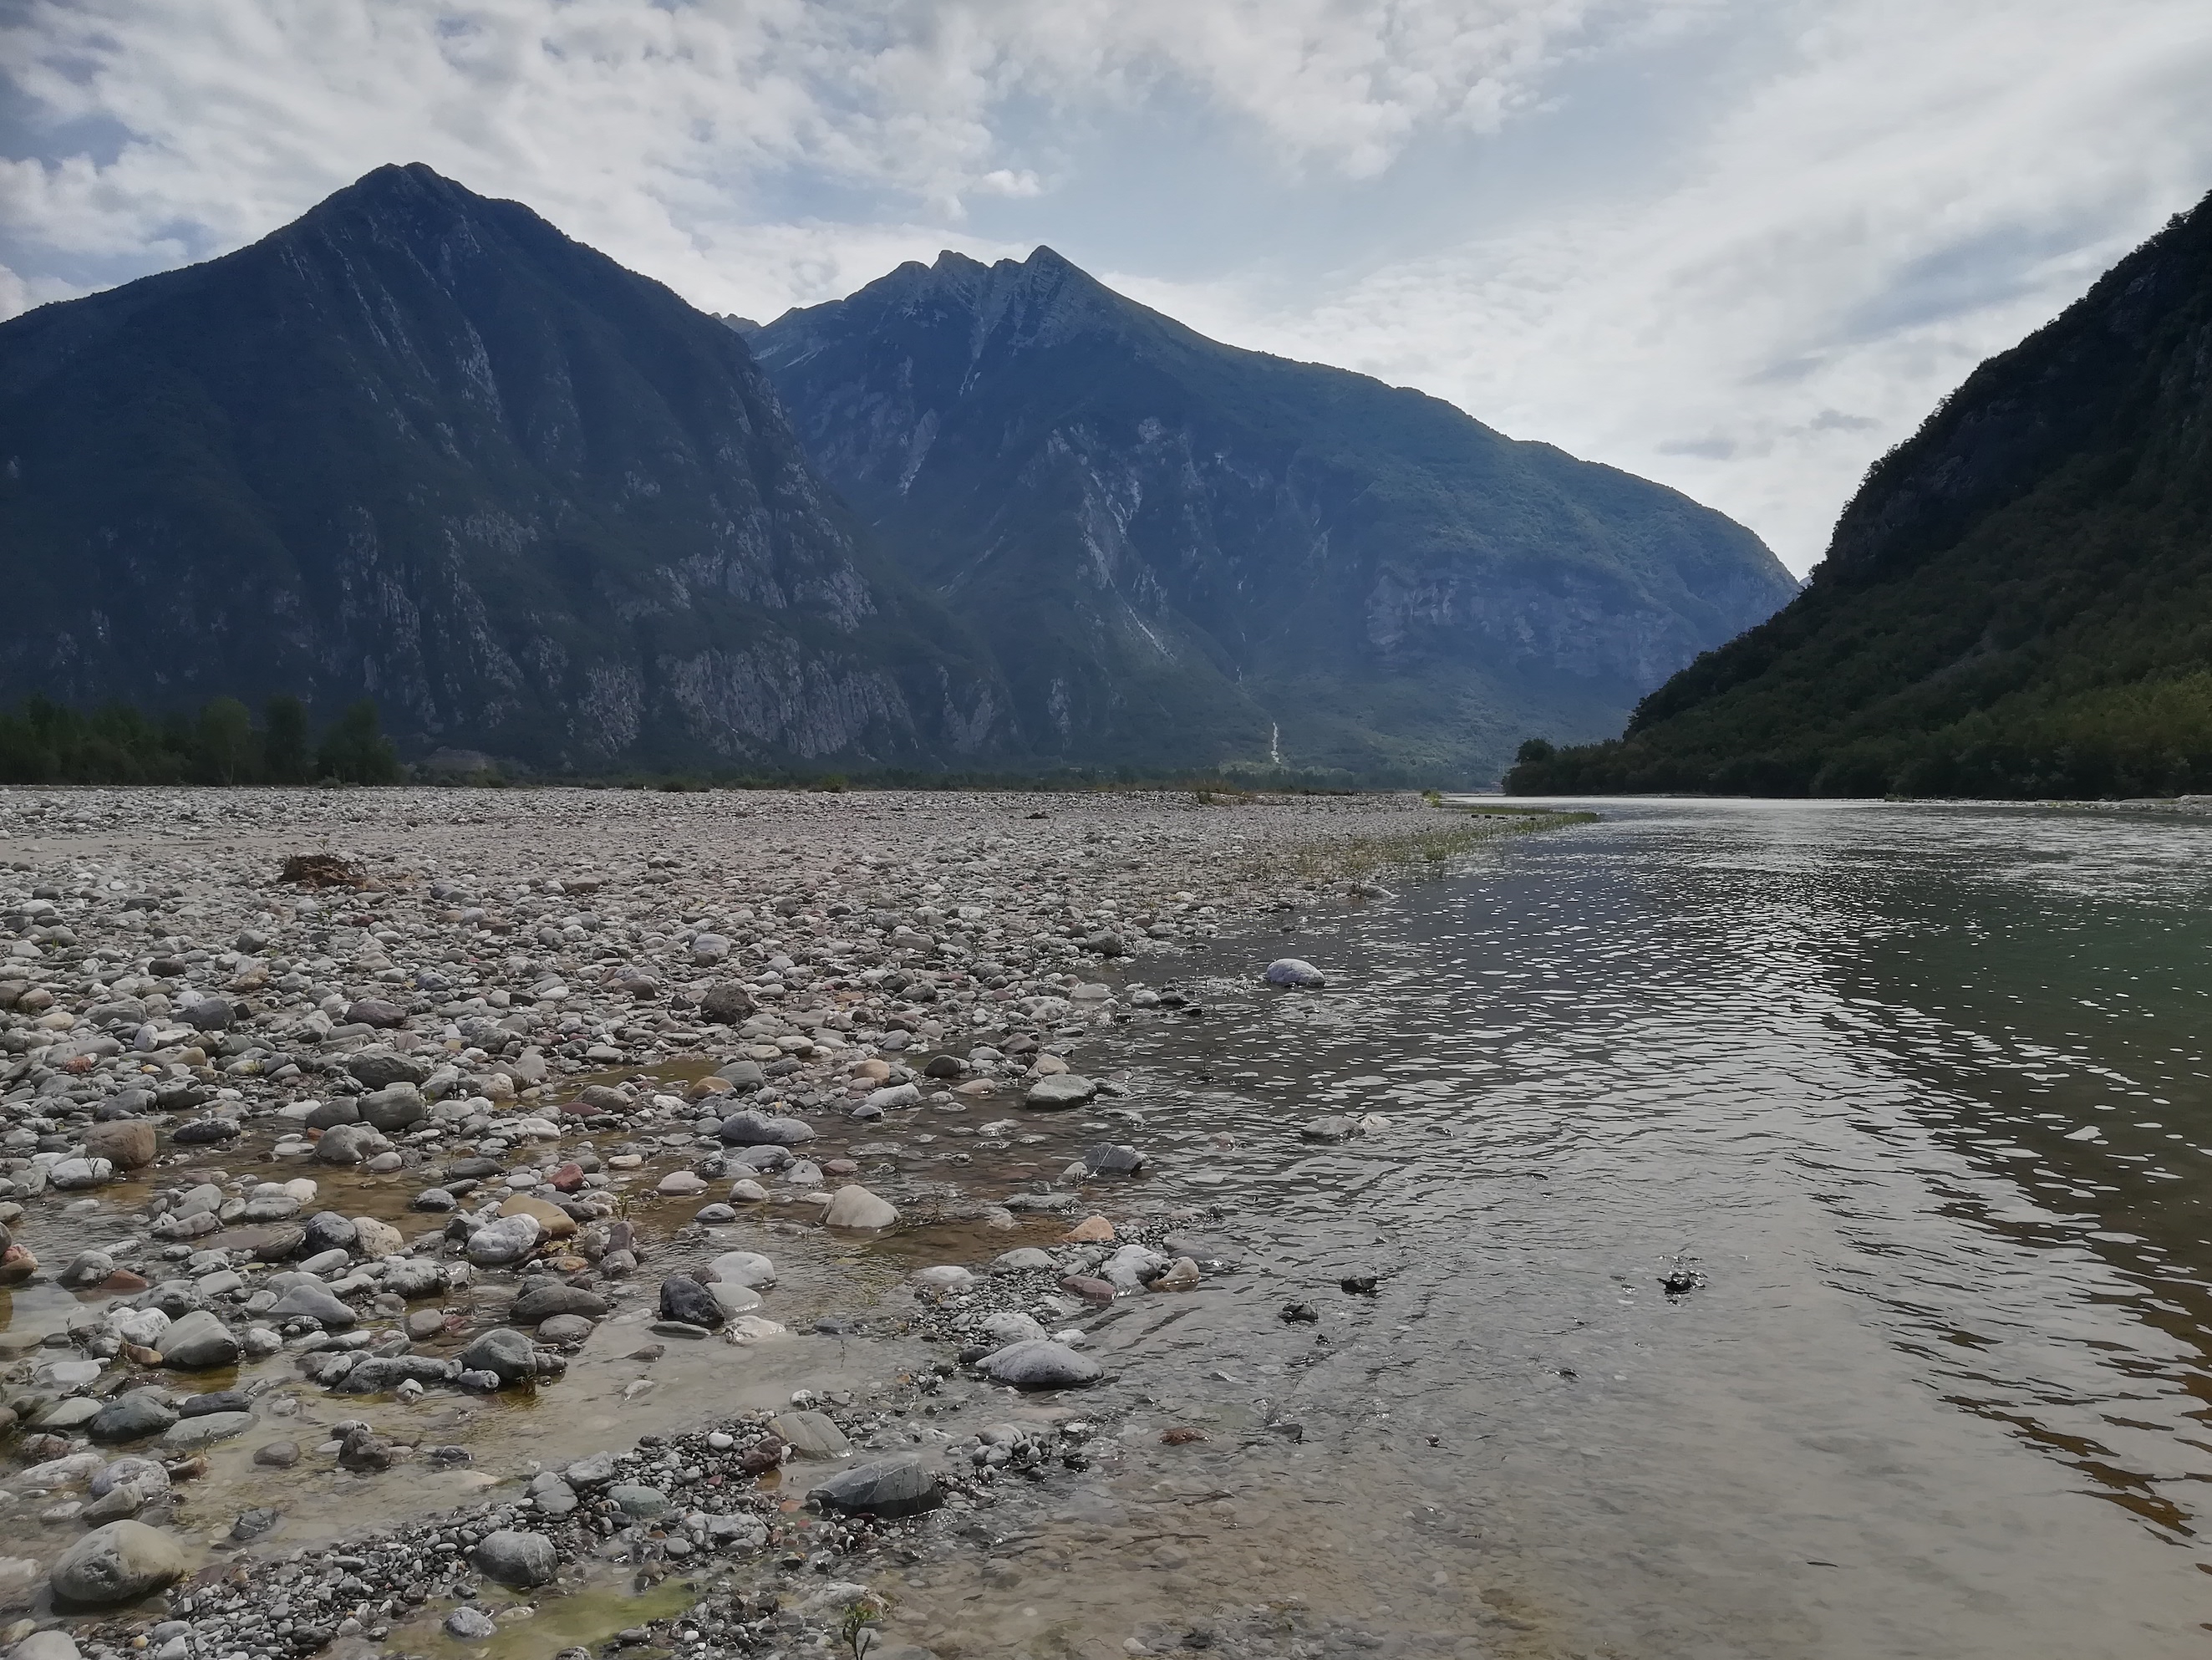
49 1520 187 1607
511 1282 608 1324
158 1309 240 1370
465 1214 541 1266
657 1276 725 1329
267 1283 356 1328
470 1529 557 1588
313 1123 392 1165
809 1458 943 1519
357 1084 426 1133
160 1411 254 1450
89 1393 179 1443
1263 958 1327 988
343 1048 430 1090
977 1339 1103 1389
822 1185 898 1229
456 1326 540 1384
1023 1074 1096 1109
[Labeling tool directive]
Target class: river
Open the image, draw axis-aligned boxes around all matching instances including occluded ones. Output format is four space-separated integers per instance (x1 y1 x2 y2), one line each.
894 797 2212 1659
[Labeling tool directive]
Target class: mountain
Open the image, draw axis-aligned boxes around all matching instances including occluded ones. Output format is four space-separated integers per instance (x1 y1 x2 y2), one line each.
1508 190 2212 800
0 165 1004 771
748 249 1798 782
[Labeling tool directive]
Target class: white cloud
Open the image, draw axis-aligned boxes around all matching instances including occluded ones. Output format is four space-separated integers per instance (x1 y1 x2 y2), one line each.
3 0 2209 573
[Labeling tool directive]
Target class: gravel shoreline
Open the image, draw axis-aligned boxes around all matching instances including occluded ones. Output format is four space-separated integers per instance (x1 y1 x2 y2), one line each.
0 786 1554 1660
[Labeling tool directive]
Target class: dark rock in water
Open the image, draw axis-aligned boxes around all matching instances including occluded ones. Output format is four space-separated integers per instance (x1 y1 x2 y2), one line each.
89 1392 178 1443
1263 958 1326 989
472 1528 557 1588
337 1425 394 1471
714 1058 765 1091
1082 1143 1147 1175
1023 1074 1096 1110
230 1507 281 1542
1299 1116 1356 1142
301 1212 358 1255
1339 1274 1380 1296
456 1327 541 1384
446 1606 500 1640
808 1458 943 1519
159 1309 241 1369
253 1441 301 1468
171 1117 240 1144
303 1098 360 1130
1281 1301 1320 1324
719 1110 815 1146
176 1389 252 1419
267 1282 356 1328
657 1275 726 1329
975 1339 1103 1389
49 1520 188 1607
922 1053 966 1079
333 1355 464 1394
511 1282 609 1324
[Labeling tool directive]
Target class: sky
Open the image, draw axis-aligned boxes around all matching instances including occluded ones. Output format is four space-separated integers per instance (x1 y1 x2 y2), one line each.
3 0 2209 575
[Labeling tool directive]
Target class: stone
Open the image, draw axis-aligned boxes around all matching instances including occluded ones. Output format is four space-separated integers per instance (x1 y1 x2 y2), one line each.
89 1393 178 1444
84 1119 157 1169
182 997 234 1031
457 1327 541 1384
471 1529 557 1588
1149 1256 1202 1291
357 1084 426 1133
719 1110 816 1146
170 1117 240 1145
301 1211 359 1255
977 1339 1103 1388
8 1631 84 1660
342 1048 430 1090
1023 1074 1097 1109
160 1411 254 1450
313 1123 392 1165
48 1158 114 1190
157 1310 241 1370
976 1311 1048 1346
823 1184 898 1229
655 1170 707 1196
608 1482 669 1518
767 1410 852 1459
268 1282 356 1328
497 1195 577 1237
1300 1116 1356 1142
991 1247 1056 1272
536 1314 594 1345
657 1275 725 1329
1064 1215 1116 1244
511 1283 608 1324
706 1250 775 1289
445 1607 500 1640
49 1521 187 1607
563 1451 618 1489
809 1458 943 1520
353 1216 404 1259
465 1214 542 1265
698 983 755 1025
1082 1143 1147 1174
344 998 407 1029
252 1441 301 1468
1264 957 1327 988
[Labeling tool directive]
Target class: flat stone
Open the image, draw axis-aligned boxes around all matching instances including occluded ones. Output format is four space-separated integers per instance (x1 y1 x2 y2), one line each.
767 1410 852 1459
977 1339 1104 1389
809 1457 943 1519
49 1520 187 1607
1024 1074 1097 1109
1263 958 1327 988
160 1410 255 1449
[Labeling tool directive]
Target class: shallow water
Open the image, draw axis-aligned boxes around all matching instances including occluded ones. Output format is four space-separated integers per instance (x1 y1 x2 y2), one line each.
887 798 2212 1658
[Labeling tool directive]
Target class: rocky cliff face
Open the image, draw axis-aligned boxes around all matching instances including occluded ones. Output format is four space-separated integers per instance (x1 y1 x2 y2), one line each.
0 165 1003 769
752 248 1797 780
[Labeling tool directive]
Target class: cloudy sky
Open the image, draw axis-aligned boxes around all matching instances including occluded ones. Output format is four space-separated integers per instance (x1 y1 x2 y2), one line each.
3 0 2209 573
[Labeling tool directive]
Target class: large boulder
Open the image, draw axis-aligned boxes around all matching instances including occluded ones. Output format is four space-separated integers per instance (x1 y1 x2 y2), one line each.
357 1084 426 1133
1263 958 1327 989
1023 1075 1096 1110
823 1185 898 1229
511 1283 608 1324
808 1458 943 1519
465 1214 542 1266
267 1283 356 1329
313 1123 392 1166
157 1310 240 1371
343 1048 430 1091
470 1529 556 1588
456 1327 541 1384
49 1520 187 1607
656 1276 725 1329
976 1339 1103 1389
718 1110 816 1146
697 983 755 1026
84 1119 157 1169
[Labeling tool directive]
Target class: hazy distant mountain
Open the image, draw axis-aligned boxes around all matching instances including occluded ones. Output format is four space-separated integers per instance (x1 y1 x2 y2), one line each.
0 164 1003 771
750 247 1797 780
1508 189 2212 799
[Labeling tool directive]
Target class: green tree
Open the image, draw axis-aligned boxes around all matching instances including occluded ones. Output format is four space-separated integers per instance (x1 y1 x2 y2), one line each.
263 695 312 783
316 699 402 784
196 697 258 784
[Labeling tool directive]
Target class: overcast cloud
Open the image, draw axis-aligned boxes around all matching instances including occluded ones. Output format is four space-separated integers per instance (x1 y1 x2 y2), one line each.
3 0 2208 572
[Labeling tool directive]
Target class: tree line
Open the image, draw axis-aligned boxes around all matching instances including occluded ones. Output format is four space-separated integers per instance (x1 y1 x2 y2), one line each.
0 695 402 787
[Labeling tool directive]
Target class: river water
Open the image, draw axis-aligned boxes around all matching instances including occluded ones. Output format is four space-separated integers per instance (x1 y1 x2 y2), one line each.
894 798 2212 1660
